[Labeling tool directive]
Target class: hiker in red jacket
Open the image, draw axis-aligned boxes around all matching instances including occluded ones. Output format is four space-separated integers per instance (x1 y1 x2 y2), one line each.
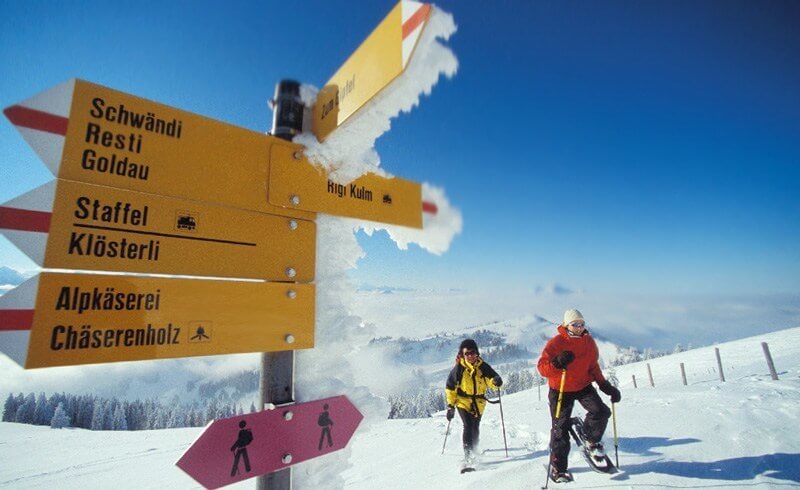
537 309 621 483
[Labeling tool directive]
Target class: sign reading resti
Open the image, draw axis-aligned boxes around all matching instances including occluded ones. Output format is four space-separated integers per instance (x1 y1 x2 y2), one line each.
3 78 314 220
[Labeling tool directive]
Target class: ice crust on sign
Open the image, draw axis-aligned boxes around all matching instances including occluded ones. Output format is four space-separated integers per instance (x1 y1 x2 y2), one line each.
292 5 462 488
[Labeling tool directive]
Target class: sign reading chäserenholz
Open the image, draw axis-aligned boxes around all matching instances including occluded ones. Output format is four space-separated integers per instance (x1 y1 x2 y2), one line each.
1 272 314 369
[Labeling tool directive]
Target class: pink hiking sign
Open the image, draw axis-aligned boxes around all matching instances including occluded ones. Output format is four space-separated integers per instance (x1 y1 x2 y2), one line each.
176 395 363 489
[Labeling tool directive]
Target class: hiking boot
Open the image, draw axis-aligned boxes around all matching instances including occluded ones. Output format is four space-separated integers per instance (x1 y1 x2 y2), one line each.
586 441 606 459
464 448 476 464
549 466 572 483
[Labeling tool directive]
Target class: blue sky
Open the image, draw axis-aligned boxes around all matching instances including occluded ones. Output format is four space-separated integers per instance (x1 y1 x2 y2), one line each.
1 0 798 297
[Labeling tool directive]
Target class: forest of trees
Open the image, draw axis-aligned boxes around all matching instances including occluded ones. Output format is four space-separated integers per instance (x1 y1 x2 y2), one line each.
2 343 690 428
2 391 251 431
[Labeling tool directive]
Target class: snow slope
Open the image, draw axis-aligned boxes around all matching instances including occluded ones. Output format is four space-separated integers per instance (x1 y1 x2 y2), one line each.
1 327 798 489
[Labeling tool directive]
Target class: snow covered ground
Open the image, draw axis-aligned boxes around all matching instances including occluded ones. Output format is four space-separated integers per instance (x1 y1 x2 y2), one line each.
1 327 798 489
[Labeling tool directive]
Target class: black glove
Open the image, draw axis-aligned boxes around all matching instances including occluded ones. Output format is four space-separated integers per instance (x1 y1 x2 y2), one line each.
599 380 621 403
446 405 455 421
492 376 503 388
551 351 575 370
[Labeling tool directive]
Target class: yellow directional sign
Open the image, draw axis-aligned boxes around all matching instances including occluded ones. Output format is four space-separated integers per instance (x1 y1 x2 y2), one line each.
312 1 432 141
268 145 423 228
39 179 316 281
24 272 314 368
7 79 314 221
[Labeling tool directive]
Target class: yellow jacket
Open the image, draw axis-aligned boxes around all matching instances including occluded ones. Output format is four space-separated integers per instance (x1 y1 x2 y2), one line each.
445 356 500 416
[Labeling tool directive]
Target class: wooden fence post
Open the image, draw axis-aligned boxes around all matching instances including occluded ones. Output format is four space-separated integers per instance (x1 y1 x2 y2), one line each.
680 362 687 386
715 347 725 382
647 363 655 387
632 374 637 388
762 342 779 380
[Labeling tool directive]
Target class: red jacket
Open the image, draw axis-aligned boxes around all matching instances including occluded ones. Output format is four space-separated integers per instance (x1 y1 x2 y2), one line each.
537 326 606 392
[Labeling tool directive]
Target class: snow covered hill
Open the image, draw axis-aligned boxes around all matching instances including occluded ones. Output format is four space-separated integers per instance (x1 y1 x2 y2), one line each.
2 327 798 489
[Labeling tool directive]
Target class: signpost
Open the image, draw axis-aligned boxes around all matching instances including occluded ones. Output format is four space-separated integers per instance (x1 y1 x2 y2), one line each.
176 395 363 489
0 179 316 282
312 1 432 141
0 272 314 369
1 0 444 487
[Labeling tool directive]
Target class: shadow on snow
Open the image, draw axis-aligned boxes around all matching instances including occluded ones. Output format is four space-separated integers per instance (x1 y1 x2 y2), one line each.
618 436 702 456
621 453 800 483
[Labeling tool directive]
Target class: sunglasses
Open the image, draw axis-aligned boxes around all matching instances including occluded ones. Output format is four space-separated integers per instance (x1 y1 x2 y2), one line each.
463 350 478 357
568 322 586 328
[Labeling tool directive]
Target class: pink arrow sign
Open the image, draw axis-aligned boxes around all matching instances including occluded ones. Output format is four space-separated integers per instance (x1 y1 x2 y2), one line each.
176 395 363 489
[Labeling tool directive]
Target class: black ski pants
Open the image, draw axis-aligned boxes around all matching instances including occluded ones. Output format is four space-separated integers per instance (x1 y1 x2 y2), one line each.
548 384 610 472
457 407 481 454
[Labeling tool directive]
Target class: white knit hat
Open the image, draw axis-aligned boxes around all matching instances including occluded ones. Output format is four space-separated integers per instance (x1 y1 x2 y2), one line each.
563 309 585 325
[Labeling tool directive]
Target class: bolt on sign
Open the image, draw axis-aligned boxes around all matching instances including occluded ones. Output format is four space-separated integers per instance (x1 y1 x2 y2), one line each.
0 272 314 369
3 78 314 220
0 179 316 282
176 395 363 489
312 1 432 141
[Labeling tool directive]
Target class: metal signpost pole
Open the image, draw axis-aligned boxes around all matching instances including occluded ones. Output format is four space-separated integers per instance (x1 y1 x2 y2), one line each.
258 80 304 490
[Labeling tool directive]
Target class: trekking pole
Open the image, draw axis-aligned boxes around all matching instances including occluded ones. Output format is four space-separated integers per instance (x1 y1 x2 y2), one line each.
542 369 568 490
498 391 509 457
441 418 452 455
612 402 619 468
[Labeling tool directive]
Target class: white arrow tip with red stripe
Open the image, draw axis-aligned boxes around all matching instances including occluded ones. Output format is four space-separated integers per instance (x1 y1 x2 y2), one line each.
401 2 432 69
0 275 38 367
4 79 75 176
0 181 57 266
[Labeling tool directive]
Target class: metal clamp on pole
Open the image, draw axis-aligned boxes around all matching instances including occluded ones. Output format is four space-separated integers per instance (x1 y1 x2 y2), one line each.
270 79 304 141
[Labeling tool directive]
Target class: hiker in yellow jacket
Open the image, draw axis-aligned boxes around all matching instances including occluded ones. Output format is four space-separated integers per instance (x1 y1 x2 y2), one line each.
445 339 503 464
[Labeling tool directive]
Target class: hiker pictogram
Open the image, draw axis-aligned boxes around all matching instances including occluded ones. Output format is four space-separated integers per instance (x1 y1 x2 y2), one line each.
318 404 334 450
230 420 253 477
190 325 210 341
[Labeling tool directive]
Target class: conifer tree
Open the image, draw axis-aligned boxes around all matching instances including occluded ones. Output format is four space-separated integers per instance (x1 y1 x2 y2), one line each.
91 399 108 430
112 404 128 430
2 393 17 422
50 402 71 429
33 392 51 425
15 393 36 424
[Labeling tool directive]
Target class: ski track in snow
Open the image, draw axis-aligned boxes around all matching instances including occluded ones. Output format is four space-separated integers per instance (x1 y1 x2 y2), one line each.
2 327 799 488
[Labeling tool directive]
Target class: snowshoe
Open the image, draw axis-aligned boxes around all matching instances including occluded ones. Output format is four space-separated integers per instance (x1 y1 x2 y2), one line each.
568 417 618 474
